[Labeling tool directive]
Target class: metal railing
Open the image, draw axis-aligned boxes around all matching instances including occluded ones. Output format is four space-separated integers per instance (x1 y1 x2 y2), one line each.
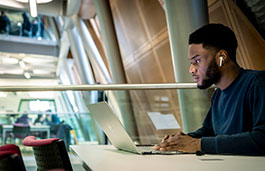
0 83 199 92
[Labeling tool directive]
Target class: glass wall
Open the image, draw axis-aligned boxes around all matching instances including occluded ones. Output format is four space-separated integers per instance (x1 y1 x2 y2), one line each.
0 85 210 154
0 8 53 40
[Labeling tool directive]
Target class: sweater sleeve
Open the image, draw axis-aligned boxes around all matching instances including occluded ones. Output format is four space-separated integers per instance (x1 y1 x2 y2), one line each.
201 76 265 155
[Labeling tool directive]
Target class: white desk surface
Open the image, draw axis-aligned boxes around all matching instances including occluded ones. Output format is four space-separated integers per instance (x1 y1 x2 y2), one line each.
71 144 265 171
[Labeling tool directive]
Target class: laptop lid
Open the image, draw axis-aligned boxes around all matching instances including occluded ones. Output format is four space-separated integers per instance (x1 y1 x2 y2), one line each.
88 101 140 154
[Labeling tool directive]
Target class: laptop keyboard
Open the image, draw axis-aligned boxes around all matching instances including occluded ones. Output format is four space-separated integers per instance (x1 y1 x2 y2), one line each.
137 146 180 154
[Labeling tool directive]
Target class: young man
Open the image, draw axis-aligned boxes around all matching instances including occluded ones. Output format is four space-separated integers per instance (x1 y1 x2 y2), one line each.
153 23 265 155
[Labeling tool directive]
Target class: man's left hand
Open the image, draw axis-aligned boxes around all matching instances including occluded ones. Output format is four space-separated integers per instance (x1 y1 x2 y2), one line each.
152 132 201 153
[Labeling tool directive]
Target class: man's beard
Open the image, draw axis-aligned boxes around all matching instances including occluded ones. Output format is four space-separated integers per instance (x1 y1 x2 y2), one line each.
197 59 221 89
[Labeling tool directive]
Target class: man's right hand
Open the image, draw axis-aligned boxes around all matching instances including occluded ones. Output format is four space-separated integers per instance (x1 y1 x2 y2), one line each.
152 134 176 150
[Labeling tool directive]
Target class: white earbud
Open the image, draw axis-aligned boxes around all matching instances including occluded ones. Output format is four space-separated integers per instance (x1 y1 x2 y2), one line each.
219 56 223 67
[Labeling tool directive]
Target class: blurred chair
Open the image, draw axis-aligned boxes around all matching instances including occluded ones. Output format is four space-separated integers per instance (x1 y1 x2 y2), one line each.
0 144 26 171
0 124 2 143
23 136 73 171
12 123 30 144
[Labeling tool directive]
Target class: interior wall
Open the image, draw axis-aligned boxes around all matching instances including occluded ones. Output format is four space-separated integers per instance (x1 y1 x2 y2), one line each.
108 0 265 144
110 0 179 144
209 0 265 70
0 93 21 112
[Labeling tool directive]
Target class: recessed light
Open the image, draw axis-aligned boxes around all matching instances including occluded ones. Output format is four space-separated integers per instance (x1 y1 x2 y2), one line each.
16 0 53 3
24 72 31 79
23 57 56 64
19 61 26 69
33 69 51 75
2 57 19 64
5 69 24 74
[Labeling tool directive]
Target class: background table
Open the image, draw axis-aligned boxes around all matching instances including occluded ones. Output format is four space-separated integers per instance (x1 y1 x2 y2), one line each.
2 124 50 144
71 144 265 171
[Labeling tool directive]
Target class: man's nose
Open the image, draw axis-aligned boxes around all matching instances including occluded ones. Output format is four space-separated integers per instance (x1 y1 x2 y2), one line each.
189 64 196 74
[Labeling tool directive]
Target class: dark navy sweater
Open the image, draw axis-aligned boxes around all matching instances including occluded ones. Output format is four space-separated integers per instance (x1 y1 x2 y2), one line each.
188 69 265 155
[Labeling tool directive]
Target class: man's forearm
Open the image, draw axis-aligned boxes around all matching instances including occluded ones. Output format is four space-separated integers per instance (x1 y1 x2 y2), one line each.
201 131 265 155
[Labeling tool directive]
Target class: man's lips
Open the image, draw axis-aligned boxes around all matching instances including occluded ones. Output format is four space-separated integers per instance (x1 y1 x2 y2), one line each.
192 75 199 82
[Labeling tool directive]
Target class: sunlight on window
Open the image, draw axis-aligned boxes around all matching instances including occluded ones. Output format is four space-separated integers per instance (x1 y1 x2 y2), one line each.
0 92 7 97
29 100 50 111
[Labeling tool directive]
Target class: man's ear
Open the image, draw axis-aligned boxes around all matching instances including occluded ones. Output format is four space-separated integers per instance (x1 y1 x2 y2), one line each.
217 50 228 67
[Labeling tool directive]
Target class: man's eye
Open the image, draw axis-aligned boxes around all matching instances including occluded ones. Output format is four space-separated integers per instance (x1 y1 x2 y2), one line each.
195 59 200 64
190 59 200 65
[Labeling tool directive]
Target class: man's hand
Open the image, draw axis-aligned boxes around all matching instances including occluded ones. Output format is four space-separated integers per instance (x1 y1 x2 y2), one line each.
152 132 201 153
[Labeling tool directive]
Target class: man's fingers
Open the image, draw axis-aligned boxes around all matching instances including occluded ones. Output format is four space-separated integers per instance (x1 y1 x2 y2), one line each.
159 145 180 151
152 145 160 151
159 147 167 151
161 134 169 143
178 132 186 135
159 142 169 147
154 143 182 152
155 133 197 153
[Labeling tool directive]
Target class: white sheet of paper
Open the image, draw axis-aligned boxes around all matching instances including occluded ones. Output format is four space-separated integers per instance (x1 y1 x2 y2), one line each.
147 112 180 130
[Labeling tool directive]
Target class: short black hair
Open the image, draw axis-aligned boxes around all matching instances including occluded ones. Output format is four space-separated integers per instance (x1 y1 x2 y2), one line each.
189 23 238 64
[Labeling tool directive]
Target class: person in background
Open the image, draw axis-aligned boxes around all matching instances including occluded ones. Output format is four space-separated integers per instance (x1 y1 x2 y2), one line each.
6 114 15 124
31 19 38 38
22 12 31 37
43 109 60 135
51 114 60 125
33 114 45 125
0 10 10 34
43 109 60 124
39 17 45 38
153 23 265 155
15 114 31 125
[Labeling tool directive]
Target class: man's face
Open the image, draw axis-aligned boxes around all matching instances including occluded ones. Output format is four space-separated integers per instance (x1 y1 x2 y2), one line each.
188 44 221 89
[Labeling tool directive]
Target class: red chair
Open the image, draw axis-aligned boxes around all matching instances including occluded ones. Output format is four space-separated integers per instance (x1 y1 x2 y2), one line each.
0 144 26 171
23 136 73 171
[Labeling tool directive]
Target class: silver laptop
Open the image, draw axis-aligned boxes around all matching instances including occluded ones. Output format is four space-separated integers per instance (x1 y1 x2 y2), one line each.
88 101 181 155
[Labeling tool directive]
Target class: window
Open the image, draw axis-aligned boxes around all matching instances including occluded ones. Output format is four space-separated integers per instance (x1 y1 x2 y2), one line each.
18 99 56 113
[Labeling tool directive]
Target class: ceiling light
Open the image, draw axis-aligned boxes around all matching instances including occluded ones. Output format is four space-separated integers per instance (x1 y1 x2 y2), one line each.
23 57 56 64
16 0 53 3
5 69 24 75
19 61 26 69
33 69 51 75
24 72 31 79
2 57 19 64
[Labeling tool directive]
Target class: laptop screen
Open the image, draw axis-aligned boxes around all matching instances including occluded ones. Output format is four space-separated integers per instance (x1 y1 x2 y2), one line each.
88 101 139 153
